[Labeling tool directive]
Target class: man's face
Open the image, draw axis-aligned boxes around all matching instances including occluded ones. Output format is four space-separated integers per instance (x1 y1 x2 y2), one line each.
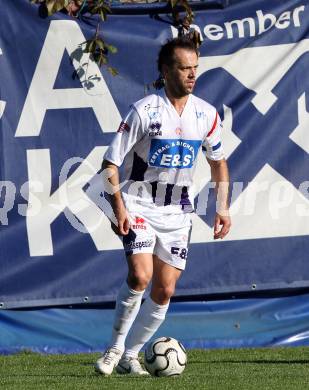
163 48 198 98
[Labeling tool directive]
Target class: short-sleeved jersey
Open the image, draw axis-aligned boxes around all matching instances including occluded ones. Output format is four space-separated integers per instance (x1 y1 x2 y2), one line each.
104 90 224 214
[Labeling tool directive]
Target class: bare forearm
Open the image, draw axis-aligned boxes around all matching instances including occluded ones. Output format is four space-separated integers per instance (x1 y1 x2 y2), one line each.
102 159 130 235
206 158 231 239
208 158 230 214
102 159 124 210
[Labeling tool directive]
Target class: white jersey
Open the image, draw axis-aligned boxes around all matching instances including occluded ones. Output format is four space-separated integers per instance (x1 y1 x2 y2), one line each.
104 90 224 214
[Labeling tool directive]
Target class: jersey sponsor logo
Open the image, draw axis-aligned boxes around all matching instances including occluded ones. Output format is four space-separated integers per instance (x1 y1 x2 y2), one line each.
117 121 130 133
148 139 202 169
124 239 154 251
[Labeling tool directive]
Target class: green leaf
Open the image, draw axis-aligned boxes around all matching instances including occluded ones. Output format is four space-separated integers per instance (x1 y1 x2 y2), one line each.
45 0 68 15
95 38 105 51
89 1 111 17
105 44 117 54
99 9 106 21
85 39 96 53
100 4 111 13
98 56 104 67
46 0 56 15
107 66 118 76
56 0 69 12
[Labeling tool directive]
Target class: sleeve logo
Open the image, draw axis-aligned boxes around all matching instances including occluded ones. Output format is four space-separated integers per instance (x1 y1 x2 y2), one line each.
117 121 130 133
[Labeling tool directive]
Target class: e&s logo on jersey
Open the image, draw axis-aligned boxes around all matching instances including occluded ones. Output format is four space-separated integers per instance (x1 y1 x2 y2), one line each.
148 139 202 169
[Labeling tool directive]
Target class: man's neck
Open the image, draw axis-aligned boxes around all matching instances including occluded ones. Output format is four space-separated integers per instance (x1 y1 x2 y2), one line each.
165 89 189 116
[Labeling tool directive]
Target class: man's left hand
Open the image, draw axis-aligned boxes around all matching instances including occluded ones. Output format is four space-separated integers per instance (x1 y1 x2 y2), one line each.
214 212 231 240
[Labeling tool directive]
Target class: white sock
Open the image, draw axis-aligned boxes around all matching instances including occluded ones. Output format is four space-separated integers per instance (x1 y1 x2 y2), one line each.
124 297 169 359
110 282 145 352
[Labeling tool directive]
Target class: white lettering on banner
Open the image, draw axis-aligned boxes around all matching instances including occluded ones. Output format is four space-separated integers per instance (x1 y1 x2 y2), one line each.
171 6 305 40
289 93 309 154
225 17 256 39
226 182 244 217
195 181 216 215
191 166 309 244
171 5 305 41
197 39 309 114
203 25 224 41
256 10 277 34
226 165 309 240
25 147 122 256
213 6 304 40
241 181 270 216
0 181 16 225
171 24 204 40
19 181 44 217
15 21 121 137
269 181 295 220
0 48 6 119
0 100 5 119
296 181 309 216
275 11 291 29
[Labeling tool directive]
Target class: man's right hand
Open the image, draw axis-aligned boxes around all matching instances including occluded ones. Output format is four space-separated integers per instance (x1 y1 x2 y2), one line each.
102 159 130 236
111 205 130 236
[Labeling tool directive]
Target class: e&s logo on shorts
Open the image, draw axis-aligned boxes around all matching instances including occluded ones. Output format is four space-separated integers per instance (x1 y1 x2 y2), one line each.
148 139 202 169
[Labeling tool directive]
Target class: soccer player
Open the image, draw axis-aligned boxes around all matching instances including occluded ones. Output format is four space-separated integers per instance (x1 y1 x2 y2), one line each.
96 37 231 375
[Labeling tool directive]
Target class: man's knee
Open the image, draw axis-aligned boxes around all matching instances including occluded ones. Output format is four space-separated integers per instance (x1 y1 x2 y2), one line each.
127 268 152 291
151 285 175 304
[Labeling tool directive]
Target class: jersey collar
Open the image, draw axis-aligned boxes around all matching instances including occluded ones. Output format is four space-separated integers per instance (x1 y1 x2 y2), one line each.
161 89 192 118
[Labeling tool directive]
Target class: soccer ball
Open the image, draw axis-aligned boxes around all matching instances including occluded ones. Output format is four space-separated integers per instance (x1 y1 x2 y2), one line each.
144 337 187 377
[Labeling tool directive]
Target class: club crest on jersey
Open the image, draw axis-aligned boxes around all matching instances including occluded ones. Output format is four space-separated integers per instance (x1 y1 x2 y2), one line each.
147 111 161 121
148 139 202 169
117 121 130 133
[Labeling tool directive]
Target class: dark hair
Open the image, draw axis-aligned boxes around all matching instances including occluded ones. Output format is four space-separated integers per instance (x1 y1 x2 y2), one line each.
157 37 199 73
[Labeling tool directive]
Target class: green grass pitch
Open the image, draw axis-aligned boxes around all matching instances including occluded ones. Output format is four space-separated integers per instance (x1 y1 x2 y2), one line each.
0 347 309 390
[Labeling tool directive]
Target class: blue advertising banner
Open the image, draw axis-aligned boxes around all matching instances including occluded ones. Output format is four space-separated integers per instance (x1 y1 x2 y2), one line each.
0 0 308 308
3 293 309 353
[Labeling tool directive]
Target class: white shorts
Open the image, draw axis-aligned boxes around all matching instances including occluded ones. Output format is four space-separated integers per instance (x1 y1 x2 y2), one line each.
122 207 192 270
